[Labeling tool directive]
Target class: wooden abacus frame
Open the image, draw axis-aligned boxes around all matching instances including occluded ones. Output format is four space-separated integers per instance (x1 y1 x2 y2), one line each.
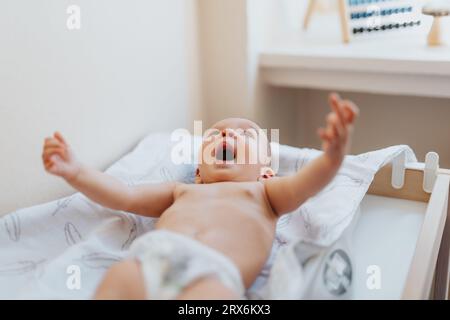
303 0 351 43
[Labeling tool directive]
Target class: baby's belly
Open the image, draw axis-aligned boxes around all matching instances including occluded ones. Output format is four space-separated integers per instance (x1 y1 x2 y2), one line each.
155 208 275 287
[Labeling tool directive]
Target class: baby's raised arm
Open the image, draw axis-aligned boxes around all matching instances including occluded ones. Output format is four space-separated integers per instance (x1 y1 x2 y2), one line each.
42 133 175 217
264 93 359 216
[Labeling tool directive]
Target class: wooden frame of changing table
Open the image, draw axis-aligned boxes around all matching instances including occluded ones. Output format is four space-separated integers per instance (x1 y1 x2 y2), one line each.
368 164 450 299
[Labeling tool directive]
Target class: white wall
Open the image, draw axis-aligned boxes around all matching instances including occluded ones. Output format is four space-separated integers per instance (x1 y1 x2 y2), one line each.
198 0 300 145
0 0 201 215
247 0 306 146
198 0 249 125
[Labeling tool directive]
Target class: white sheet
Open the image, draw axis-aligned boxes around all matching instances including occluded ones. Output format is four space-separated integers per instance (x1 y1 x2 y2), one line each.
0 133 417 299
274 143 417 246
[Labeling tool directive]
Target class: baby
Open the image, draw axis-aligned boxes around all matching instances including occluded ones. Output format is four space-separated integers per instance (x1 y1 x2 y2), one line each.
42 93 358 300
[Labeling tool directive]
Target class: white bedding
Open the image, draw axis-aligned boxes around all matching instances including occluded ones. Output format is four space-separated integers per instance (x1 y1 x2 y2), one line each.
0 133 417 299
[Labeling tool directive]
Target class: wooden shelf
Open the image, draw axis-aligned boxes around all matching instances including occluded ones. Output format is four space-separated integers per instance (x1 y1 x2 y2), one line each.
259 15 450 98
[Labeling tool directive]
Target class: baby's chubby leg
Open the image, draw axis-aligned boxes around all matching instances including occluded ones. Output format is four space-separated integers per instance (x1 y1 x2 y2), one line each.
94 259 239 300
94 260 146 300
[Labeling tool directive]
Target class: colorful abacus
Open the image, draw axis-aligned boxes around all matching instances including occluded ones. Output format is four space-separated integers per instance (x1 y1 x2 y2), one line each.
303 0 422 43
348 0 421 36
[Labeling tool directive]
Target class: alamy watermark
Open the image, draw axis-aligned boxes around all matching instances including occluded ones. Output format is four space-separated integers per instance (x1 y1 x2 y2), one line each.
67 5 81 30
366 265 381 290
64 262 382 292
66 264 81 290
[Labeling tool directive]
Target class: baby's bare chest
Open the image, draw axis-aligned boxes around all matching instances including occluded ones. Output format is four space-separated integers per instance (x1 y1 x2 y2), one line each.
165 182 276 221
174 182 266 205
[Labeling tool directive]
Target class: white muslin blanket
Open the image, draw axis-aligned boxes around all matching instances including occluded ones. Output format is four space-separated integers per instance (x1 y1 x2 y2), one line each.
0 133 416 299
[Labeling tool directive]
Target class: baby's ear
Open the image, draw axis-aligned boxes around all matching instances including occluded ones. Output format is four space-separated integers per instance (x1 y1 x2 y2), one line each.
194 168 203 184
258 167 275 181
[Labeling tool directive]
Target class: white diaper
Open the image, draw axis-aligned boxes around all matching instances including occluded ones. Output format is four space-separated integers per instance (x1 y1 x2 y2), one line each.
128 229 245 299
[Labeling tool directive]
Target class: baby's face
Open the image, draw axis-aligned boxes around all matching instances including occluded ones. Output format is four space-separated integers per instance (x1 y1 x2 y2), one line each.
197 118 271 183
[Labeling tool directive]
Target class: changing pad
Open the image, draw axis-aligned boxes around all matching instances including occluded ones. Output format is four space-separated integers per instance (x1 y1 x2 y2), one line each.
0 132 417 299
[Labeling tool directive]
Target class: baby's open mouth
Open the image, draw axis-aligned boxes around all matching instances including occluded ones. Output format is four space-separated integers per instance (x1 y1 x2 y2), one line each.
215 141 236 162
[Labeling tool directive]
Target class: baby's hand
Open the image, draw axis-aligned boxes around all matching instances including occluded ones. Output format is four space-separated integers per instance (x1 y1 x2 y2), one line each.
318 93 359 167
42 132 81 181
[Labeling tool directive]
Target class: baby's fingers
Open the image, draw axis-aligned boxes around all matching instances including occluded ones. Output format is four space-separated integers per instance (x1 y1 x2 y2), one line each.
44 138 63 149
45 156 64 175
342 100 359 124
318 128 327 140
328 112 345 140
44 158 53 170
54 132 68 146
42 147 66 162
329 93 346 128
318 127 334 144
